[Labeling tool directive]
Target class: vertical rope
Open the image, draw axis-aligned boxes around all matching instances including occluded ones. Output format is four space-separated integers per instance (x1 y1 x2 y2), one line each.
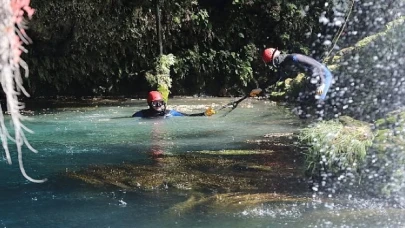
323 0 355 63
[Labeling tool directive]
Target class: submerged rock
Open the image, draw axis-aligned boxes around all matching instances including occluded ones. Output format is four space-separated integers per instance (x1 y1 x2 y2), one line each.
67 149 305 193
65 133 310 211
167 192 311 215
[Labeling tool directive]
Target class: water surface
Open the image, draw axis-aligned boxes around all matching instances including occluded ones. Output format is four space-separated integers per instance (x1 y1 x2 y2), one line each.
0 98 403 227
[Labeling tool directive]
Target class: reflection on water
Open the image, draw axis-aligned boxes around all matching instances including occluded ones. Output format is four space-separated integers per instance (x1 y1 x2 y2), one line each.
0 98 403 227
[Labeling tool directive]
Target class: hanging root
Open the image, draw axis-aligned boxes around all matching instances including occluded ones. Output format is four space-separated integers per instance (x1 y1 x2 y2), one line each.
0 0 47 183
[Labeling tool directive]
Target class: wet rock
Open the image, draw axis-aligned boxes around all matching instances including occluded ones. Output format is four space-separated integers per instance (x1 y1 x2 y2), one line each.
167 192 311 215
64 133 311 211
324 16 405 119
364 109 405 199
66 149 306 193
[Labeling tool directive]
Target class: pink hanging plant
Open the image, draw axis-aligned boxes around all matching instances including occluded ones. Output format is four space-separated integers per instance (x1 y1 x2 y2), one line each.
9 0 35 63
0 0 46 183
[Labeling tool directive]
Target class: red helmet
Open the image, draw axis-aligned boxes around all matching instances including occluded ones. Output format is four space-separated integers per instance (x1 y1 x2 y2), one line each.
262 48 280 63
147 91 163 103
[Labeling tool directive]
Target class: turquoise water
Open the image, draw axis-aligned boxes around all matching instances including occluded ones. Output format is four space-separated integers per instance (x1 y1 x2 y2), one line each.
0 98 403 227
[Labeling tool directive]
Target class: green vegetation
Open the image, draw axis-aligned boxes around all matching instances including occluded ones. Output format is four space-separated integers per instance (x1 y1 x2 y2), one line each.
146 54 175 102
299 116 374 177
24 0 405 199
268 73 306 101
25 0 333 97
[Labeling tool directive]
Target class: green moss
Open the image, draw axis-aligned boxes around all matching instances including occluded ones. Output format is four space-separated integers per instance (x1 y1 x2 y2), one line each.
337 47 354 55
355 34 380 48
354 17 404 49
385 16 405 30
352 16 405 51
284 78 293 87
294 73 305 83
374 116 397 128
327 64 338 71
299 117 373 176
270 91 286 97
374 129 391 143
284 73 306 99
276 81 285 87
324 55 342 66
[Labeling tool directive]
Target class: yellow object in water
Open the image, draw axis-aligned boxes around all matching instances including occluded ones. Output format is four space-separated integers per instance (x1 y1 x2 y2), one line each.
204 107 216 116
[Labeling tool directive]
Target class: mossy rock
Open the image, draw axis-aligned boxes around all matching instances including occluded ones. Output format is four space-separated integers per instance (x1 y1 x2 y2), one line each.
65 146 306 194
374 109 405 129
353 16 404 50
64 131 311 213
372 109 405 153
374 116 398 128
358 109 405 198
385 16 405 30
299 116 374 177
325 16 405 119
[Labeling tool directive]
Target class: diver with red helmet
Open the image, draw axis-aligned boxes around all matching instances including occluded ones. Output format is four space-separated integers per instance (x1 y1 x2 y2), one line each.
262 48 333 101
132 91 215 118
262 48 333 119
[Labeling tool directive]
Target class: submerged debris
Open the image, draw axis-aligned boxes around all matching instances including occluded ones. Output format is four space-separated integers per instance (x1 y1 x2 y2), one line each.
65 133 310 212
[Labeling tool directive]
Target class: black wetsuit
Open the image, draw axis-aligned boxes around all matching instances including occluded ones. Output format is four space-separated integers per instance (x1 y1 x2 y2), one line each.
273 53 333 100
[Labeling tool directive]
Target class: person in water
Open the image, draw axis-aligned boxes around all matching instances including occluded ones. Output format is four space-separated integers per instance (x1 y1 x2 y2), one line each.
132 91 215 118
262 48 333 118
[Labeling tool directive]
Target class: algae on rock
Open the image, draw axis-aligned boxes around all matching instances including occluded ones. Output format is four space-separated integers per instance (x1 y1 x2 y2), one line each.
299 116 374 180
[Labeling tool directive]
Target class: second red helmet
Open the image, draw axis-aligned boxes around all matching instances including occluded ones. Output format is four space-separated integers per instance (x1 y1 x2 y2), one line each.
147 91 163 103
262 48 280 63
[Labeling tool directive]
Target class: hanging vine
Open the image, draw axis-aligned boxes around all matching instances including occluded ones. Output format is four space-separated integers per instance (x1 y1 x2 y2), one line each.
0 0 46 183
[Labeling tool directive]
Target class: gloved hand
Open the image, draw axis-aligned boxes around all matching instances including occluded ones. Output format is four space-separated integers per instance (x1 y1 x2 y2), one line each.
316 84 325 96
249 88 262 97
204 107 216 116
